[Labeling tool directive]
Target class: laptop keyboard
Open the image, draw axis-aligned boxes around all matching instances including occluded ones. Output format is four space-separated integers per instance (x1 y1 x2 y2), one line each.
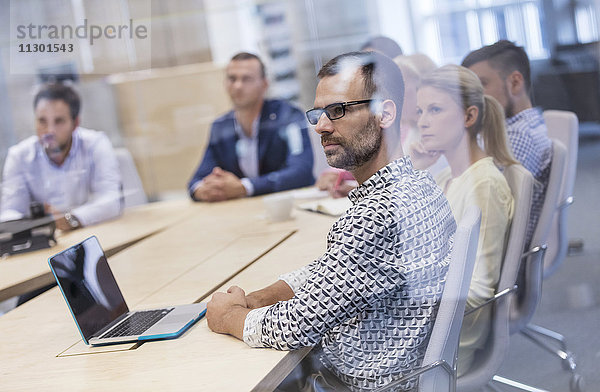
101 308 174 338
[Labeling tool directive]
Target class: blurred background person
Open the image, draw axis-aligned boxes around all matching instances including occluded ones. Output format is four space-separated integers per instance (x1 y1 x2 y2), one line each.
0 83 122 231
187 52 314 202
462 40 552 246
360 35 403 58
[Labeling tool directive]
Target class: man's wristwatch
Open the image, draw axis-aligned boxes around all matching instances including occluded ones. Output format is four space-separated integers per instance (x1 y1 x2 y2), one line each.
64 211 81 229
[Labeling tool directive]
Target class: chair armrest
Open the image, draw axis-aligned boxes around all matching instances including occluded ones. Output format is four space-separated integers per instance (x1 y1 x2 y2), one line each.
465 285 518 316
558 196 574 210
372 359 455 392
522 244 548 260
466 245 547 316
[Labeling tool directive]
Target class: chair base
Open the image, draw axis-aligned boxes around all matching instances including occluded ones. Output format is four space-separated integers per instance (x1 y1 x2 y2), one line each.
489 375 549 392
520 323 585 392
488 374 585 392
482 323 586 392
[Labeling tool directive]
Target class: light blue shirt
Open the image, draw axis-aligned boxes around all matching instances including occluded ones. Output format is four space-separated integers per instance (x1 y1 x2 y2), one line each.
234 116 259 196
0 127 122 226
189 115 259 197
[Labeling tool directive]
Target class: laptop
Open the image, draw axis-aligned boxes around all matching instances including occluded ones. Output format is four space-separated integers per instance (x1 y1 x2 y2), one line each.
48 236 206 346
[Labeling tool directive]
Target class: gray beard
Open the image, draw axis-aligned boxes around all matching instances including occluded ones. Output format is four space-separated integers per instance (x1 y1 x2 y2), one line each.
324 116 382 171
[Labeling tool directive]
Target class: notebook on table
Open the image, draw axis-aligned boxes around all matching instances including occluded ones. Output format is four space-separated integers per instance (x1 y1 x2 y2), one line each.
297 197 352 217
48 236 206 346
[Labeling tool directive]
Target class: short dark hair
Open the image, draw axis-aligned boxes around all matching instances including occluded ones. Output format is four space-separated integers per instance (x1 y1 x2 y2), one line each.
230 52 266 79
318 51 405 128
33 83 81 120
360 36 403 58
461 40 532 93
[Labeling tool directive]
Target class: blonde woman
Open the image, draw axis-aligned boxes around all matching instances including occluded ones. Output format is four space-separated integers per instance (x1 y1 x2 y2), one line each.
415 64 517 375
395 54 450 177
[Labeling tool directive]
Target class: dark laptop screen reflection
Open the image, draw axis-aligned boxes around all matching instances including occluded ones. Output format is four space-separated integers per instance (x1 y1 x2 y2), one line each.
51 238 129 339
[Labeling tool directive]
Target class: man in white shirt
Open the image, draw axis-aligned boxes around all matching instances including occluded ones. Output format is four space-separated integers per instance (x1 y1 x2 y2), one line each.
0 83 122 230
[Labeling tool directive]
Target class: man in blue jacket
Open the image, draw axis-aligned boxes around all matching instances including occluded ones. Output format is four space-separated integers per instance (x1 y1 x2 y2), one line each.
187 52 314 202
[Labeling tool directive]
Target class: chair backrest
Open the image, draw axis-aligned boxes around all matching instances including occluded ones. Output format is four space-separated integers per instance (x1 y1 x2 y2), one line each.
457 164 534 392
542 111 579 277
114 147 148 208
510 140 567 332
418 206 481 392
543 110 578 201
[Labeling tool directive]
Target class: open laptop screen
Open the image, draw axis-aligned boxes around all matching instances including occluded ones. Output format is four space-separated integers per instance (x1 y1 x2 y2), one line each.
49 236 129 339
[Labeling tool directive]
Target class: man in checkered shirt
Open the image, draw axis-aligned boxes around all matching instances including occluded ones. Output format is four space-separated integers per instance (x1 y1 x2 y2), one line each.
206 51 456 391
462 40 553 246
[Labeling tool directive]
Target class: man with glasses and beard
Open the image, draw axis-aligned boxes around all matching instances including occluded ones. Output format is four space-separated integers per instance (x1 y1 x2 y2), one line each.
462 40 552 246
205 51 456 391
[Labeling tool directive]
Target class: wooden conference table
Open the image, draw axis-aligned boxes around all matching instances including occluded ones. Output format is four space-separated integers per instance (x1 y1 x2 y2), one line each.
0 193 337 391
0 198 194 302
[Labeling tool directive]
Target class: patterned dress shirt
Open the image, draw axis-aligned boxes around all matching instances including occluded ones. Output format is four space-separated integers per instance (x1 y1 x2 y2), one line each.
243 157 456 391
506 108 552 246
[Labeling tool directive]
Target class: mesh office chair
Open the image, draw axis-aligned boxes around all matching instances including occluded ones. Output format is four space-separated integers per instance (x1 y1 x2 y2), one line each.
374 206 481 392
456 164 534 392
509 139 585 392
114 147 148 208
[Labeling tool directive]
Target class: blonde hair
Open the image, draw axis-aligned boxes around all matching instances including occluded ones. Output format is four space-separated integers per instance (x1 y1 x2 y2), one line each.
420 64 517 166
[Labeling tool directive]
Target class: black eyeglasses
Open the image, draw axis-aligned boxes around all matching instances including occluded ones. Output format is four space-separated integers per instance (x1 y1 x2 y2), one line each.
305 99 374 125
